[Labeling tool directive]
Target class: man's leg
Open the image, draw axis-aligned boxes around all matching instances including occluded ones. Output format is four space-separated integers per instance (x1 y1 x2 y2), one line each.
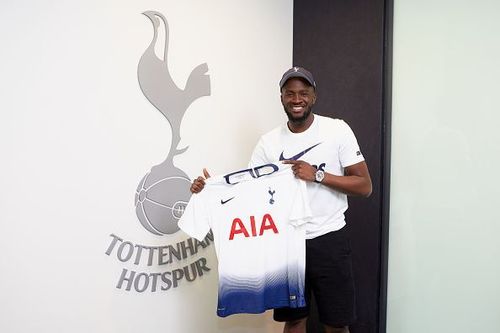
283 318 307 333
308 229 357 332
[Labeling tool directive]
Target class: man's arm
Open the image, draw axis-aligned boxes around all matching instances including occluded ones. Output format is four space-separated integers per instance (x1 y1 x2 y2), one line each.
282 160 372 197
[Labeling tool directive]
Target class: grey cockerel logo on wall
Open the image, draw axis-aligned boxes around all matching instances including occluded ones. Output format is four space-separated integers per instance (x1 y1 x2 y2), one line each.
135 11 210 235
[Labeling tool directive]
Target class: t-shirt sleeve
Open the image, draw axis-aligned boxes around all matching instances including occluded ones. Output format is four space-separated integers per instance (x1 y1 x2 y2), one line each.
178 192 211 241
288 179 312 227
248 137 269 168
339 120 365 167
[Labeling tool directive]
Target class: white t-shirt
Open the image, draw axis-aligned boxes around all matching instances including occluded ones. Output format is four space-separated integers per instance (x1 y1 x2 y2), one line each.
249 114 365 239
179 164 311 317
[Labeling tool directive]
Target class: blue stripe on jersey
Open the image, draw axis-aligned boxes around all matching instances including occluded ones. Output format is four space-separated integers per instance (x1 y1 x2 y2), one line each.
216 275 306 317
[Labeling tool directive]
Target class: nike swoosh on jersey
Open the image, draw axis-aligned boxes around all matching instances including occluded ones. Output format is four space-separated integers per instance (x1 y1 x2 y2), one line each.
279 142 321 161
221 197 235 205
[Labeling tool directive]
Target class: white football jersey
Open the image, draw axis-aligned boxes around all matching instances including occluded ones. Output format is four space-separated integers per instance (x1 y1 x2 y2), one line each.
179 164 311 317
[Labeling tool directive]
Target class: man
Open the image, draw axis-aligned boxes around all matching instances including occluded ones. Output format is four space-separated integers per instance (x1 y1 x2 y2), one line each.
191 67 372 333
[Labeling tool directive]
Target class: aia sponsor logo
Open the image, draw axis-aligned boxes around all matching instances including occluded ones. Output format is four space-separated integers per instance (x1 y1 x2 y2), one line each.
229 214 279 240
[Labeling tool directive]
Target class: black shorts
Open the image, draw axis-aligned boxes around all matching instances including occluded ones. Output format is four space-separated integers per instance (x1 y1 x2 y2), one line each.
274 227 356 327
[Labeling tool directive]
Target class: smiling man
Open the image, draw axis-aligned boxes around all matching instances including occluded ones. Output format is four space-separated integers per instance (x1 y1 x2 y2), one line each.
247 67 372 333
190 67 372 333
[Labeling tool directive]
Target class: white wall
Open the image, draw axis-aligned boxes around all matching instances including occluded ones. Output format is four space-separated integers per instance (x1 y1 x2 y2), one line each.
388 0 500 332
0 1 292 332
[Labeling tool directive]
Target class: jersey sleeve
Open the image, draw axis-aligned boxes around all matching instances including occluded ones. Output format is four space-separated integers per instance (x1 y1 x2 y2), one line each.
288 179 312 227
339 120 365 167
178 192 211 241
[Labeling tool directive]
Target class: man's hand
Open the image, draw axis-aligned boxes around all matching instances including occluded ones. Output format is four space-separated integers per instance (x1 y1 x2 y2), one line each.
282 160 316 182
190 168 211 193
283 160 372 197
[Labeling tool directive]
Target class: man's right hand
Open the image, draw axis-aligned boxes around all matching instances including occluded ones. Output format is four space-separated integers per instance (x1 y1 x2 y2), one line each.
190 168 211 193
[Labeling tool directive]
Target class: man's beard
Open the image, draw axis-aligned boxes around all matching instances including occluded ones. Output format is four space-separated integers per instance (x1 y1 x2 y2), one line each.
284 106 312 125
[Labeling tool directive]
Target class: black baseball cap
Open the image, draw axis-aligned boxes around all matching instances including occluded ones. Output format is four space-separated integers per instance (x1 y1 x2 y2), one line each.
279 66 316 90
